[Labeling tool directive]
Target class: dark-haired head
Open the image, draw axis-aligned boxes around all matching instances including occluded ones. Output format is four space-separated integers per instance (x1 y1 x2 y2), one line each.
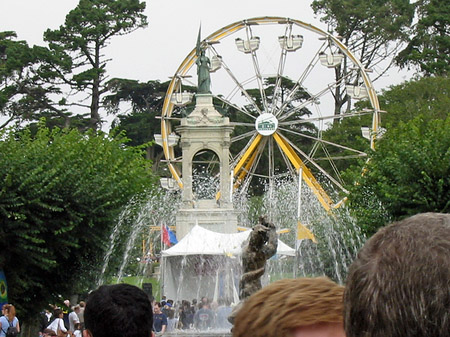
84 284 153 337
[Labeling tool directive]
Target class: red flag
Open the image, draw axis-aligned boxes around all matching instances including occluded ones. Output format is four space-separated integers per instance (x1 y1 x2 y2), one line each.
162 225 171 246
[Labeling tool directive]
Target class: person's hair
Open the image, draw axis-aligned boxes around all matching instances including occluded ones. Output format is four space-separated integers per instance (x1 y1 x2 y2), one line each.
232 277 344 337
344 212 450 337
53 309 63 318
154 302 162 309
43 329 57 336
79 301 85 308
84 284 153 337
3 304 16 321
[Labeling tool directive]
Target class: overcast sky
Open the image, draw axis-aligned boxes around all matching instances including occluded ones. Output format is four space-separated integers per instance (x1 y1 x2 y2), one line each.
0 1 324 81
0 1 413 87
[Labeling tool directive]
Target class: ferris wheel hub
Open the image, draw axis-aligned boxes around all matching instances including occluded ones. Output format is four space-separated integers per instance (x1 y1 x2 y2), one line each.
255 113 278 136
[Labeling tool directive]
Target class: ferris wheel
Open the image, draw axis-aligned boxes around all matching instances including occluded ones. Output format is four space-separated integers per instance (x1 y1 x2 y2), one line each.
158 17 381 211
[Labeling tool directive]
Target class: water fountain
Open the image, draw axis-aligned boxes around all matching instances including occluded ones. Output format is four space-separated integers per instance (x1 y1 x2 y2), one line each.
98 17 377 336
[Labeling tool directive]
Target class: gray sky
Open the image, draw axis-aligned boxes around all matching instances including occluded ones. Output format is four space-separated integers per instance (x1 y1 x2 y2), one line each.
0 0 412 131
0 0 328 83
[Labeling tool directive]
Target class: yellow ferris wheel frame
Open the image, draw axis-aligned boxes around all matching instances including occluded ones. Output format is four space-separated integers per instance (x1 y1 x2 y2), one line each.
160 16 381 211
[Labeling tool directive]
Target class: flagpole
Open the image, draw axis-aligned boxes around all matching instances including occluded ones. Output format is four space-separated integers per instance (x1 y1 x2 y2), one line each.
160 220 164 300
294 167 303 278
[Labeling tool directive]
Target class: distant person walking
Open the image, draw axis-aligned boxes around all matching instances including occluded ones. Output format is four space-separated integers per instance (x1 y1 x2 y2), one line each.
0 304 20 337
47 309 70 337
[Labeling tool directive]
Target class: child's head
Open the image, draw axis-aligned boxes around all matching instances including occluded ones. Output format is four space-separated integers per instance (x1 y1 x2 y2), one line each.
74 323 82 331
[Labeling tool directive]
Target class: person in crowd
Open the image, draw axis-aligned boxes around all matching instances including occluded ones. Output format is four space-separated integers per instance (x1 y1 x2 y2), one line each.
216 298 232 330
161 301 172 317
42 328 57 337
344 212 450 337
152 302 167 335
193 302 215 330
191 299 197 313
165 308 177 333
179 301 194 330
0 304 20 337
42 309 53 332
47 309 70 337
232 277 345 337
68 306 80 332
83 283 153 337
62 300 70 330
72 323 82 337
77 302 85 329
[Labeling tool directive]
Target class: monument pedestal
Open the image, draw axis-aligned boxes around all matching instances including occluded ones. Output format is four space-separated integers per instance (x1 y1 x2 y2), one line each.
175 94 237 239
176 200 239 239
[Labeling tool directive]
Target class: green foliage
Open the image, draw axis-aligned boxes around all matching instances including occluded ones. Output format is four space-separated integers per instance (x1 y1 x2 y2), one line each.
312 0 414 41
43 0 148 129
105 79 171 173
346 115 450 235
378 75 450 128
396 0 450 76
311 0 414 113
0 32 69 128
0 123 156 322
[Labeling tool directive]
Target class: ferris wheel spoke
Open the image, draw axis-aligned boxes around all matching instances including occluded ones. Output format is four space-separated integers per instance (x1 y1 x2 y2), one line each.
277 126 367 156
268 24 291 115
216 54 263 115
231 129 257 143
214 94 257 121
276 131 348 193
232 134 263 175
244 24 269 113
234 138 267 189
278 109 376 126
277 71 354 122
274 41 327 118
274 139 298 178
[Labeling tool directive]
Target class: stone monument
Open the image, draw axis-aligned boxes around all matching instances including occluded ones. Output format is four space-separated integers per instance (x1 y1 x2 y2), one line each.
175 32 238 239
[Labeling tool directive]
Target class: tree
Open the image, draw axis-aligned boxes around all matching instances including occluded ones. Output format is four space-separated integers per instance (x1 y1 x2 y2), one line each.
377 75 449 128
43 0 148 130
311 0 414 113
0 124 156 324
0 32 74 129
396 0 450 76
104 79 170 172
345 113 450 236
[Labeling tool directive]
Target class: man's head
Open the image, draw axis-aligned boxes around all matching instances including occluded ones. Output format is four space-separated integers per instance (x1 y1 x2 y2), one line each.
83 284 153 337
153 302 162 314
344 212 450 337
232 277 345 337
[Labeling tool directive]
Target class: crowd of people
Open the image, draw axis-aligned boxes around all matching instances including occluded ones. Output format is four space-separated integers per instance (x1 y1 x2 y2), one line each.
150 295 233 333
3 212 449 337
38 300 85 337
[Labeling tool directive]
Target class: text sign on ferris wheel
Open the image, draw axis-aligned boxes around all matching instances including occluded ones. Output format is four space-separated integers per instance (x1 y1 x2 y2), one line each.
255 113 278 136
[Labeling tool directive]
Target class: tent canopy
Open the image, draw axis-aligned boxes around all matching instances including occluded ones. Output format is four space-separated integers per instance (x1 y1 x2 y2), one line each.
162 224 295 257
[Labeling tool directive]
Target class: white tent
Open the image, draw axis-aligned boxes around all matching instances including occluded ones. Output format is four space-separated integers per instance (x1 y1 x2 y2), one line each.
161 225 295 301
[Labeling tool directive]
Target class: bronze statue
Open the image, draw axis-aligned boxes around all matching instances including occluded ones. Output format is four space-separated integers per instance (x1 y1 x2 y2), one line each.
228 216 278 324
196 28 211 94
239 216 278 299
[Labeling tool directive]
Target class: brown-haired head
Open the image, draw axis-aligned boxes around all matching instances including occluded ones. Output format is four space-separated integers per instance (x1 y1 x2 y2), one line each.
3 304 16 321
232 277 344 337
344 212 450 337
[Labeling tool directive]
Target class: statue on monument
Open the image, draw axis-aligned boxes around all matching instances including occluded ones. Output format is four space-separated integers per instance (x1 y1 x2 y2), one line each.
239 216 278 298
228 216 278 324
196 28 211 94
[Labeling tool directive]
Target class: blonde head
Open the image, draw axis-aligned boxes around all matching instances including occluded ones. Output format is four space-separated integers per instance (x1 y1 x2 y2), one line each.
232 277 344 337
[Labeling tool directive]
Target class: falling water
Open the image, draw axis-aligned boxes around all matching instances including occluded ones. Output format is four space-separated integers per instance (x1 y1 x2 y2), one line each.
98 175 364 298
